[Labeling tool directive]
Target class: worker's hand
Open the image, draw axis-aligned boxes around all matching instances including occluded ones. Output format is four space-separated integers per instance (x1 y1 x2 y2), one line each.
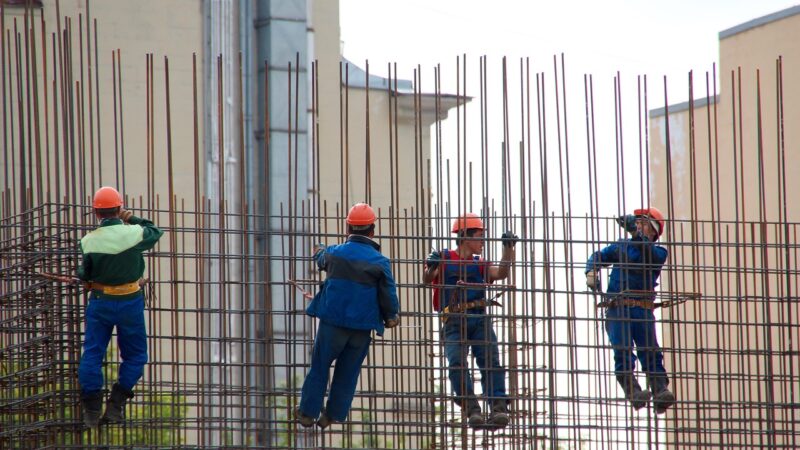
586 270 601 292
501 230 519 248
616 215 638 234
384 316 400 329
425 250 441 269
312 243 326 258
119 209 134 223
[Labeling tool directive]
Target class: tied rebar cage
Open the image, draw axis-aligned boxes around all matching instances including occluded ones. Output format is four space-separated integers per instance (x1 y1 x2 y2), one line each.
2 3 799 449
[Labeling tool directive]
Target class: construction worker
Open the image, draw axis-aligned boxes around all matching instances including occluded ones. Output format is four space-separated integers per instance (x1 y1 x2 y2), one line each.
296 203 400 429
77 187 164 428
424 213 518 429
585 207 676 414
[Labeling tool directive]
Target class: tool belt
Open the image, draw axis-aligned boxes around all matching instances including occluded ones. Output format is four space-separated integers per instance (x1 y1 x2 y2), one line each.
597 298 656 310
441 299 496 324
89 280 142 296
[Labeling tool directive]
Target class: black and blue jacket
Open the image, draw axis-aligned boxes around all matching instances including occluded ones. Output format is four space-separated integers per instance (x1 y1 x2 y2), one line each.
585 235 668 300
306 235 400 335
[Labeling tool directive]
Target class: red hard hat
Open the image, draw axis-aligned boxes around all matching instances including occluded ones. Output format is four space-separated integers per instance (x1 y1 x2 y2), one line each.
634 206 665 238
93 186 123 209
451 213 485 233
346 203 376 226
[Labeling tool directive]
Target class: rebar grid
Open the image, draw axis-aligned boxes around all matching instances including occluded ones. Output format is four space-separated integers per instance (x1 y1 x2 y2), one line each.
1 4 799 450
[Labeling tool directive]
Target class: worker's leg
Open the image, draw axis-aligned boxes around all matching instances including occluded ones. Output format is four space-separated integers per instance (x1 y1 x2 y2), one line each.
78 296 115 395
443 316 483 426
470 316 507 401
470 315 509 427
442 317 476 403
299 321 347 419
325 328 372 422
79 295 115 427
631 307 666 377
631 308 674 413
115 293 148 391
604 306 638 376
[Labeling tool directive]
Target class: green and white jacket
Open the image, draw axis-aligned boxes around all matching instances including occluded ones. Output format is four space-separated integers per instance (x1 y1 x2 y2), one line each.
77 216 164 299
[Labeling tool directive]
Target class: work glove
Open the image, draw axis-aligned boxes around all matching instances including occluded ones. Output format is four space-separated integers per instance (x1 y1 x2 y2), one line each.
586 270 601 292
312 243 326 258
501 230 519 248
384 316 400 329
426 250 442 269
616 214 638 234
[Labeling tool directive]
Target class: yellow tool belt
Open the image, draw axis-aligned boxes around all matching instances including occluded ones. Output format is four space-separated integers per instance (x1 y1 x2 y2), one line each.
441 299 491 324
597 298 656 310
89 280 142 296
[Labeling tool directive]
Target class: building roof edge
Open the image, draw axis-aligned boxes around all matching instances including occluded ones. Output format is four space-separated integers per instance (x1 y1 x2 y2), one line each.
719 5 800 39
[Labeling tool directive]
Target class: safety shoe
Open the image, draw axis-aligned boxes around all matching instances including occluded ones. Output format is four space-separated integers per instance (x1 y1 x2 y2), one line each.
487 399 510 429
294 407 316 428
316 408 338 429
102 383 134 424
617 375 651 411
653 389 676 414
81 391 104 428
464 399 484 428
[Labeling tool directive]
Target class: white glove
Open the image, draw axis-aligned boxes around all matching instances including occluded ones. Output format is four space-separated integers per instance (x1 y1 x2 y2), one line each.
586 271 601 291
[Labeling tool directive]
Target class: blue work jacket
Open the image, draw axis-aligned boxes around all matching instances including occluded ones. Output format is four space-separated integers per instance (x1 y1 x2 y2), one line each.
307 235 400 335
585 236 668 300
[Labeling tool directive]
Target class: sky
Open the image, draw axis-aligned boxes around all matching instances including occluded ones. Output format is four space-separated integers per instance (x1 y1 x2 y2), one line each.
340 0 799 105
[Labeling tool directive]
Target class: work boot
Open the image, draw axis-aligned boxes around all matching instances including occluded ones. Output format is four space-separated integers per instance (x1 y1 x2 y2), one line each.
648 375 676 414
81 391 103 428
316 407 337 429
102 383 134 424
464 398 484 428
294 407 316 428
487 399 510 429
616 374 651 411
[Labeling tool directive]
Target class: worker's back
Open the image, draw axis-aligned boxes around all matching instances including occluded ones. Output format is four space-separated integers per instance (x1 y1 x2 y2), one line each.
306 234 398 335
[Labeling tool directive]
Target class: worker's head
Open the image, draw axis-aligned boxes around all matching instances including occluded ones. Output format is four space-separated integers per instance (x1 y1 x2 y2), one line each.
633 206 665 241
93 186 123 220
346 203 376 237
452 213 486 254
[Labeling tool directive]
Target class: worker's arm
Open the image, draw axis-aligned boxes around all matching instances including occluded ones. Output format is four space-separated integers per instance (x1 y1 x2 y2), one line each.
128 211 165 252
313 244 328 271
585 243 619 273
378 259 401 328
423 250 441 284
76 242 92 281
487 231 518 283
626 236 668 267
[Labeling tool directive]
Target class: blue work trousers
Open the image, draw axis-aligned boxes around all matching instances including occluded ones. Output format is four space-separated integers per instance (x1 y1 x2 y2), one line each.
299 321 372 422
442 314 507 405
604 306 666 377
78 293 148 395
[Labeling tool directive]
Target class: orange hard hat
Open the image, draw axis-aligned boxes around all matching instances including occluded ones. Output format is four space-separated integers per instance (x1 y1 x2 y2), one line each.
346 203 376 226
451 213 485 233
634 206 665 238
93 186 123 209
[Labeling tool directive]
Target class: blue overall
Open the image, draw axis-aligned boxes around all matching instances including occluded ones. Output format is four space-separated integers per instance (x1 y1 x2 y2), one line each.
299 235 400 421
438 249 507 405
586 236 669 387
78 292 148 394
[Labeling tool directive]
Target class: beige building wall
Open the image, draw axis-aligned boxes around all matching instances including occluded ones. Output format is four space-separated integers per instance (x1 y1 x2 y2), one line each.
649 6 800 448
1 1 207 445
